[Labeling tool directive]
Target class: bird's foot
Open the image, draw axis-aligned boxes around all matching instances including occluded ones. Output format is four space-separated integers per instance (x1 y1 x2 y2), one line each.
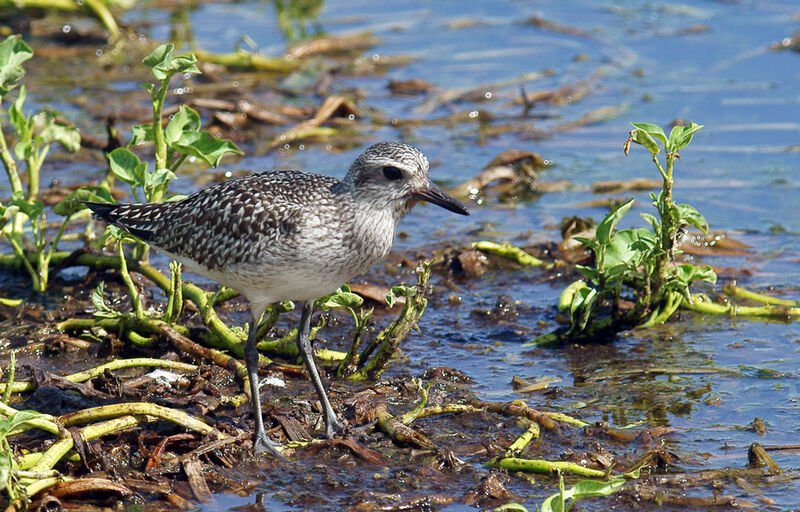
254 432 288 460
324 415 346 439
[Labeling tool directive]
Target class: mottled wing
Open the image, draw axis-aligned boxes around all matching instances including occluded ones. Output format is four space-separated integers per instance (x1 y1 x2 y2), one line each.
89 171 339 271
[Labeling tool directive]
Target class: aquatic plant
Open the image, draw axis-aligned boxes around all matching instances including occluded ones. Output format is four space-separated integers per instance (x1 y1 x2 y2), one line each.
0 36 82 292
534 122 716 341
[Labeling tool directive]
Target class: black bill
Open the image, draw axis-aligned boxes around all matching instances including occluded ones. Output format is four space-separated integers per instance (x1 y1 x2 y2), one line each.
413 179 470 216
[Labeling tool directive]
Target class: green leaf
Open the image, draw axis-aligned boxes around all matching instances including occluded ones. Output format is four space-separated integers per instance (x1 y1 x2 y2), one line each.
573 236 598 253
603 227 655 273
667 122 703 152
143 43 200 81
108 148 147 186
628 128 660 156
0 35 33 96
163 193 188 202
676 203 709 234
0 203 19 225
146 168 177 191
13 138 31 161
568 478 625 499
321 285 364 310
631 122 667 147
9 84 29 135
569 286 597 334
640 212 660 233
130 124 154 145
10 192 43 220
386 284 414 308
385 288 397 308
541 484 566 512
493 504 530 512
5 409 46 433
672 264 717 286
576 265 599 286
541 478 624 512
53 186 114 217
173 131 244 167
91 281 119 318
140 82 156 96
595 198 634 246
165 105 201 145
35 110 81 152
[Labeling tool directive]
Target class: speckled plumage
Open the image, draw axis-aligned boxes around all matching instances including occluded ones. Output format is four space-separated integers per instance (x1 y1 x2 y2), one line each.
86 141 469 455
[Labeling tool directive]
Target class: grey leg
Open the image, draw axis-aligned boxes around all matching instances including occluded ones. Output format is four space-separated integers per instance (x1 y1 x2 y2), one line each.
296 301 344 438
244 316 284 458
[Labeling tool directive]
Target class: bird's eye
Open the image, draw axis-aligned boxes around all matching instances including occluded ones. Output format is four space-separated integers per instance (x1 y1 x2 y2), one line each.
382 166 403 181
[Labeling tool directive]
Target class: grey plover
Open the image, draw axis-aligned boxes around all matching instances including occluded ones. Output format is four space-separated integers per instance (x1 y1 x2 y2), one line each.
86 142 469 456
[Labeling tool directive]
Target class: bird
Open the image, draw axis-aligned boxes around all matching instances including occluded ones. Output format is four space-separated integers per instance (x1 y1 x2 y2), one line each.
85 141 469 457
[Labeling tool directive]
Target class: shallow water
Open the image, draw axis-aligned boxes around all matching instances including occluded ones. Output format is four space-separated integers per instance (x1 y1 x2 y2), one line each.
4 0 800 509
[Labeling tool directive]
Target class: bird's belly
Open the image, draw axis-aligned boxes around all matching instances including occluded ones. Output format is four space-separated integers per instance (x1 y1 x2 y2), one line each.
212 264 347 303
162 248 365 304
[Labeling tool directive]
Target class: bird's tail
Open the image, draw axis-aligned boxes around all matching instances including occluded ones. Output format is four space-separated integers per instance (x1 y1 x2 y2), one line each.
85 202 165 242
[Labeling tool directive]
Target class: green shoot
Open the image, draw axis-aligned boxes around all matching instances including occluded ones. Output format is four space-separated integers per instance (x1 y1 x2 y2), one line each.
540 474 625 512
533 121 716 342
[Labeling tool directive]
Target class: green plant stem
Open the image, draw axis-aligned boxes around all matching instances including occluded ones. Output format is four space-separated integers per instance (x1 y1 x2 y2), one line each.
152 80 169 174
487 457 607 478
191 49 298 73
17 452 81 470
541 412 589 428
336 307 372 378
165 260 183 324
0 118 22 194
2 233 40 291
0 355 197 395
170 153 189 174
0 250 120 271
473 240 549 267
503 421 541 458
20 475 70 499
39 216 71 290
398 380 429 424
682 294 800 319
651 152 668 182
25 144 45 202
0 402 59 435
81 0 121 40
723 282 800 306
639 290 683 327
118 240 143 318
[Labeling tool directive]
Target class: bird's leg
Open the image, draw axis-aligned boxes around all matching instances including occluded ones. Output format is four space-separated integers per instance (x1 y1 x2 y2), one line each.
244 315 284 458
296 301 345 437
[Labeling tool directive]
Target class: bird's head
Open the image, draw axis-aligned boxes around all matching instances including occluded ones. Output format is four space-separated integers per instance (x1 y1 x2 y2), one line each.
342 142 469 216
